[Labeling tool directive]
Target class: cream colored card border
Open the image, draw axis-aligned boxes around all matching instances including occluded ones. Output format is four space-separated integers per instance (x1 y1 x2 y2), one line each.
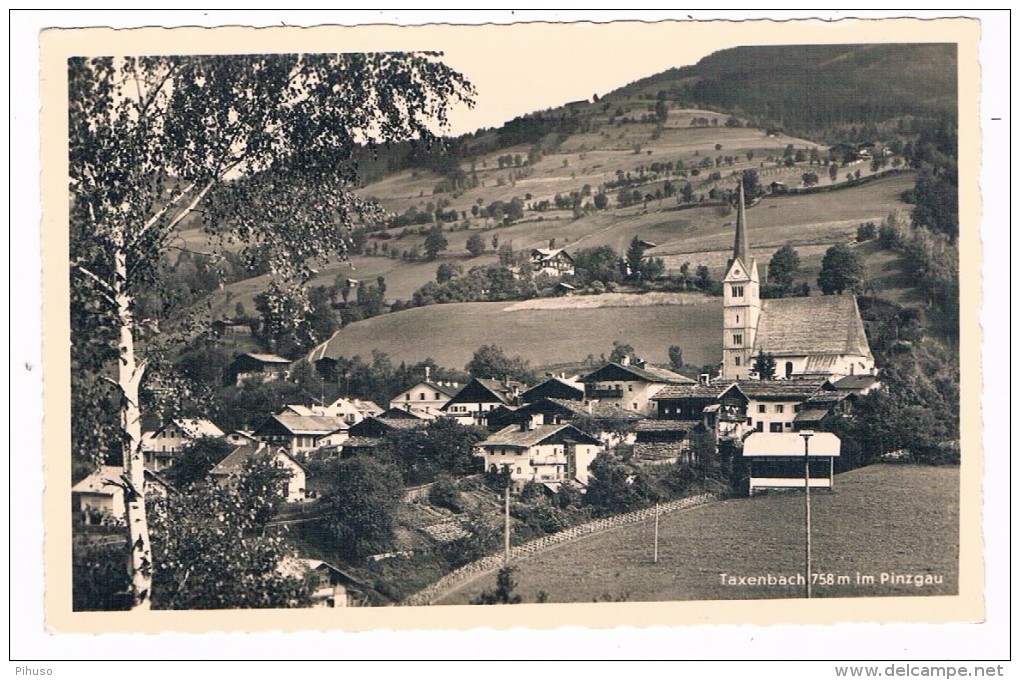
41 17 983 635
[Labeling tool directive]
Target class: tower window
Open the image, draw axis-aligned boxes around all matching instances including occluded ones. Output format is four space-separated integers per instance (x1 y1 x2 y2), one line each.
734 356 741 366
733 334 743 346
731 285 744 298
736 314 740 324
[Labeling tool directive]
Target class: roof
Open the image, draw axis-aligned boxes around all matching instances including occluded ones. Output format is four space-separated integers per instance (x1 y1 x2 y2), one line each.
732 182 750 265
635 419 699 433
480 423 601 449
261 413 350 435
793 408 834 424
543 397 643 421
71 466 125 495
164 418 224 439
341 436 383 448
832 374 880 391
743 431 841 457
240 352 292 365
753 295 872 358
652 382 733 401
395 381 460 398
531 248 573 262
209 444 306 476
734 379 827 399
581 362 695 385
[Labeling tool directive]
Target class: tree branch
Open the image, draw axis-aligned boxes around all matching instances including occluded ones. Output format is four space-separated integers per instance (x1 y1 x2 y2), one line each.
73 265 117 307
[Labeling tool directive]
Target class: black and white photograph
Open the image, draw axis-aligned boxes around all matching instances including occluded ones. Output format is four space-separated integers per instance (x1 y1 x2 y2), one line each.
23 13 1006 661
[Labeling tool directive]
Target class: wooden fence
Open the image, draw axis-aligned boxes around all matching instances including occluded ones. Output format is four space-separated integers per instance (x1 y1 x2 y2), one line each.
400 492 718 606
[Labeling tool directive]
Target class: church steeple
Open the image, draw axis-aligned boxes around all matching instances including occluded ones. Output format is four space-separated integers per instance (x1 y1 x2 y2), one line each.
732 181 750 265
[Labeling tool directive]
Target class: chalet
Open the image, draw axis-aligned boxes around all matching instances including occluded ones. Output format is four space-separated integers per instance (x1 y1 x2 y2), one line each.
520 375 585 403
253 414 350 455
389 370 461 417
720 182 874 381
474 422 604 488
579 359 694 416
141 418 225 472
225 352 292 386
530 248 575 277
72 466 174 526
441 377 527 426
209 444 307 503
493 397 643 448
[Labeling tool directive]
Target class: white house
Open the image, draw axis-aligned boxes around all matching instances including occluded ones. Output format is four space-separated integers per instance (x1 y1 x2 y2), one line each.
141 418 225 472
742 431 841 495
474 421 604 487
389 369 461 417
209 444 307 503
579 359 694 416
530 248 575 277
72 465 174 525
253 414 349 455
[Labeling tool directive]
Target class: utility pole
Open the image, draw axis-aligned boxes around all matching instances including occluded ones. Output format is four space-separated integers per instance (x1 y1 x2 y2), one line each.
801 431 814 599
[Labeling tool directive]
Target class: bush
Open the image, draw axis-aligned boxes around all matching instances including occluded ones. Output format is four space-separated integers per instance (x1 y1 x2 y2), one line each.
429 476 463 513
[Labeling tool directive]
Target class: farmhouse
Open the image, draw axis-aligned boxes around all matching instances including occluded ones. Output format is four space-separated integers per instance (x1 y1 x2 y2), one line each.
580 359 694 416
389 369 461 417
720 182 875 381
441 377 526 426
209 444 307 503
474 421 604 487
141 418 225 472
72 465 174 525
224 352 292 386
530 248 575 278
253 413 350 455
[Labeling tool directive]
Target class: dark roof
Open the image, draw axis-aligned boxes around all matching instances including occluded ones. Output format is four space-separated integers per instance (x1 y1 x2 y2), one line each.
378 407 427 420
652 383 734 401
832 374 880 391
340 436 383 449
733 379 827 399
543 397 643 421
521 377 585 402
635 419 699 432
444 378 525 409
793 408 834 423
480 423 601 448
753 296 872 358
581 362 694 385
210 444 306 476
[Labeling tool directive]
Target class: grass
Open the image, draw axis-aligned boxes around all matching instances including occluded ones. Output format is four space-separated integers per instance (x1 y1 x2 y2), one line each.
436 464 960 604
311 293 722 371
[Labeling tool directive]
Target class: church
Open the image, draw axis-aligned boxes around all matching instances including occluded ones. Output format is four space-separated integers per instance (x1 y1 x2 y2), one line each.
720 183 875 381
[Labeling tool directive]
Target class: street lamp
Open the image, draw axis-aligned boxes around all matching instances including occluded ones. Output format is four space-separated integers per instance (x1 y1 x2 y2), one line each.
800 430 814 598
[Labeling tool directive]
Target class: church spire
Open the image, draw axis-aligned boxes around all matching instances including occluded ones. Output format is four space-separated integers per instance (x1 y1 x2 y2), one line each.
732 181 750 265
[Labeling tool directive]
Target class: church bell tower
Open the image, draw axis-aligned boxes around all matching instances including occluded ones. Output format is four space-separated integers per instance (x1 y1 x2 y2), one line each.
721 182 760 380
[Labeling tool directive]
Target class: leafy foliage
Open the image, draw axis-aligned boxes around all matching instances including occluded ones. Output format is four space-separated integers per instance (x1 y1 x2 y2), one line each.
752 352 777 380
165 436 234 487
472 566 523 605
767 245 801 287
320 457 404 560
465 344 537 384
817 243 865 295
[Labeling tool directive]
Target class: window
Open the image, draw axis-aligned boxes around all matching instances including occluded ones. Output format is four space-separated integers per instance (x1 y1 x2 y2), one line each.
756 422 764 432
731 285 744 298
516 467 522 475
775 404 785 414
419 392 426 400
434 393 441 400
757 404 766 413
632 402 638 410
735 356 741 366
736 314 740 324
405 394 410 401
733 334 743 346
628 385 633 392
769 423 783 433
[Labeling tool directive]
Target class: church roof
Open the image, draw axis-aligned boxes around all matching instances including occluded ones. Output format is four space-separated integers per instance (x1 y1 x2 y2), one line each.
753 295 872 358
732 181 751 266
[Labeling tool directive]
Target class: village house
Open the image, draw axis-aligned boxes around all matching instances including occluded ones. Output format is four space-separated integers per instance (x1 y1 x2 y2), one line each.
252 413 350 455
276 557 370 608
280 397 382 425
209 443 307 503
579 358 694 416
520 375 585 403
474 420 604 488
141 418 225 472
224 352 292 387
530 248 575 277
441 377 527 426
632 420 701 465
720 182 875 381
72 465 175 526
489 397 643 448
389 368 461 417
743 431 841 495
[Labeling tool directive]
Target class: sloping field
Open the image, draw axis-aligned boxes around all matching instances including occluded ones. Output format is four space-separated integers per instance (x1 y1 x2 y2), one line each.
437 464 959 604
311 294 721 370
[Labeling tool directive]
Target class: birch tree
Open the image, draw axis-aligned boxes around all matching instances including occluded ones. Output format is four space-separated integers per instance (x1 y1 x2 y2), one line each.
69 53 473 609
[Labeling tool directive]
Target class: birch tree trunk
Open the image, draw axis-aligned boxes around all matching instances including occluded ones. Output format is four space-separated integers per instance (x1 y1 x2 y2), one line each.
114 243 152 610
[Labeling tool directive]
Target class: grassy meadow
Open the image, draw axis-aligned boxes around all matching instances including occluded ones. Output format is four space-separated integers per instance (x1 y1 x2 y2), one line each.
436 464 960 604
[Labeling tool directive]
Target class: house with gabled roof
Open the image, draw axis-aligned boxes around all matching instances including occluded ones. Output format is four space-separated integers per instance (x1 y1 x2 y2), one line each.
441 377 526 426
72 465 175 525
225 352 292 386
492 397 643 448
719 182 875 381
521 375 585 403
530 248 575 277
253 414 349 455
579 359 694 416
141 418 225 472
474 422 604 487
389 368 462 417
209 443 307 503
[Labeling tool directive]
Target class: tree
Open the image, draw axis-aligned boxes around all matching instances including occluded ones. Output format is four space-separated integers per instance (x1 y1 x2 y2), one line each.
593 193 609 210
465 232 486 257
321 457 404 560
829 163 838 182
767 245 801 287
423 223 449 260
608 340 635 364
668 345 685 372
472 566 523 605
148 450 308 609
465 344 536 384
436 261 463 284
752 352 777 380
573 245 622 285
801 172 819 187
69 53 473 609
817 243 866 295
165 436 233 487
625 236 647 279
740 169 761 200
